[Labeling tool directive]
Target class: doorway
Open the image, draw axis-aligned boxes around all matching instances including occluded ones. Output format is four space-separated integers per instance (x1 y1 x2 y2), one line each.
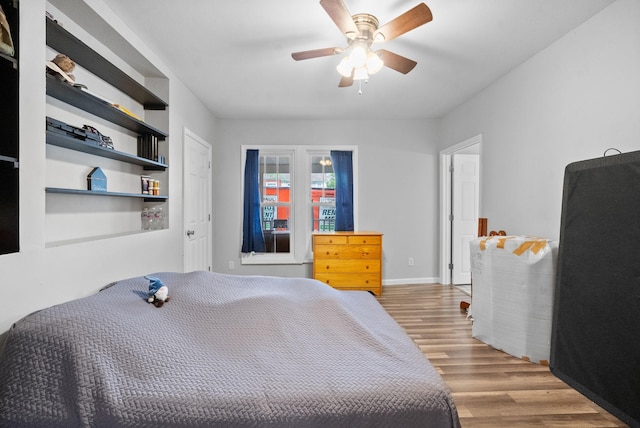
439 135 481 285
183 128 213 272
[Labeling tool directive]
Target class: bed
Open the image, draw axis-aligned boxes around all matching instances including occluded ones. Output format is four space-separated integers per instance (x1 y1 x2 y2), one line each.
0 271 460 427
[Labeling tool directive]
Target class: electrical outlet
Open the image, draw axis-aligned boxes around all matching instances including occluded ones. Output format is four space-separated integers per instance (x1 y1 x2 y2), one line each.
228 261 235 270
408 257 414 266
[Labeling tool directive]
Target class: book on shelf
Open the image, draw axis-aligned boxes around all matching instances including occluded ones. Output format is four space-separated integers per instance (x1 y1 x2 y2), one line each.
137 134 159 162
112 104 143 121
72 85 143 122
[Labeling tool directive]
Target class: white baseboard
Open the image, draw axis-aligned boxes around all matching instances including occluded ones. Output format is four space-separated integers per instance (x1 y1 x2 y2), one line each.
383 277 440 286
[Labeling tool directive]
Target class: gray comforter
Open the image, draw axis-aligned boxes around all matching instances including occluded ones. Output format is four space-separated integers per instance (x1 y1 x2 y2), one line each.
0 271 460 427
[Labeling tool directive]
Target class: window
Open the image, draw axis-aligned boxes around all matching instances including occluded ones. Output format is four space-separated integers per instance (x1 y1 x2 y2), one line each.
310 154 336 232
259 153 292 254
241 146 357 265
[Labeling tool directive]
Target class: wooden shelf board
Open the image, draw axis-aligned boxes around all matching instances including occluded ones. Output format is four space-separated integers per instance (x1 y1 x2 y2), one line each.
46 17 167 110
45 187 168 202
46 75 168 140
0 52 17 68
46 130 167 170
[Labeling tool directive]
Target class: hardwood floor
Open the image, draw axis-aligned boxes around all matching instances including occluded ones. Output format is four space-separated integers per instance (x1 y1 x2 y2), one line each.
376 284 628 427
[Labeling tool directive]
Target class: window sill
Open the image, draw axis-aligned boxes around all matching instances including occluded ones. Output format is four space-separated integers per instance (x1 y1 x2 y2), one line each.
241 253 302 265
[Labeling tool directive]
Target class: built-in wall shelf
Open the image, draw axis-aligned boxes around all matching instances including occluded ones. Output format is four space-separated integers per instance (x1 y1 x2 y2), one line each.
44 8 169 244
46 187 168 202
0 155 19 166
46 75 168 140
0 52 17 68
46 130 167 170
0 0 19 255
46 17 167 110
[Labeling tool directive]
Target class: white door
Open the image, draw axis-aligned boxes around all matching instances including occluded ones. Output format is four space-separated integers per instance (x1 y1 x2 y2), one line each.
451 154 479 284
183 129 212 272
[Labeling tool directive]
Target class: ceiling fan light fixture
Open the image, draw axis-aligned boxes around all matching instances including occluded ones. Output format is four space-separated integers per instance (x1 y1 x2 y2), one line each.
350 45 367 68
336 56 353 77
353 66 369 81
366 51 384 75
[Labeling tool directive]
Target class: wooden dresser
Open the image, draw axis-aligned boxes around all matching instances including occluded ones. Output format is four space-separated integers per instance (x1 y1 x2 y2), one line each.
312 231 383 295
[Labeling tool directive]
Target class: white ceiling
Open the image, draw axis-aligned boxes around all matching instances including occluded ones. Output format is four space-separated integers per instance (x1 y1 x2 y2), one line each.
101 0 614 120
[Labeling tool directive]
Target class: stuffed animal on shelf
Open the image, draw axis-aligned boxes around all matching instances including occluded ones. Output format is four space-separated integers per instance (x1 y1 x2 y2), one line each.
145 275 170 308
46 53 76 83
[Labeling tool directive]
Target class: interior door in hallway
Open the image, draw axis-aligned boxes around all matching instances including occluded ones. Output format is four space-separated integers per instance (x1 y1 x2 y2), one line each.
183 129 212 272
451 153 479 284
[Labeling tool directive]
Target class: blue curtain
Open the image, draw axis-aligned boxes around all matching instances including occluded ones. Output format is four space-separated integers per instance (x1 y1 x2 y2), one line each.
331 150 354 231
241 150 265 253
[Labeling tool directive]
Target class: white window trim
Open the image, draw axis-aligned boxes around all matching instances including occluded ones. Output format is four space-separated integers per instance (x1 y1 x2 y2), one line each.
240 145 358 265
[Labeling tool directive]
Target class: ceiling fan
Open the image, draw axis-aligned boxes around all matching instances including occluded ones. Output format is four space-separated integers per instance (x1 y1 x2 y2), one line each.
291 0 433 90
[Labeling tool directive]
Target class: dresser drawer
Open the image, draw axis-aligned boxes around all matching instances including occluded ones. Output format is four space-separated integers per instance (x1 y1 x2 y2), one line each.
347 235 382 246
315 273 380 289
314 244 381 260
313 235 348 245
315 259 380 274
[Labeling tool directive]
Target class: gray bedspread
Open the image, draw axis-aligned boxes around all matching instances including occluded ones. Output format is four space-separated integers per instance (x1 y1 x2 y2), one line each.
0 271 460 427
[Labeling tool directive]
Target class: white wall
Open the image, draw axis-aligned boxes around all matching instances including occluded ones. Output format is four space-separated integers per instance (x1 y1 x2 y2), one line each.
0 0 217 335
440 0 640 240
5 0 634 336
212 119 441 284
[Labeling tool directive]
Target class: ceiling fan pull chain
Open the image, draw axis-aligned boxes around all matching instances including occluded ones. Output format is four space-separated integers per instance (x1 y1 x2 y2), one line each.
358 79 363 95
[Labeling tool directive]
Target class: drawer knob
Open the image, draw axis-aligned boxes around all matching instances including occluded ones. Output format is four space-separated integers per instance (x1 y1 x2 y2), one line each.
365 265 369 270
365 280 369 284
326 265 330 270
325 251 330 255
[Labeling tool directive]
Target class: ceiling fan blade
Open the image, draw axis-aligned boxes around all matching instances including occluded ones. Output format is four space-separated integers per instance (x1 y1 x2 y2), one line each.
338 74 354 87
374 3 432 42
378 49 417 74
291 47 341 61
320 0 359 38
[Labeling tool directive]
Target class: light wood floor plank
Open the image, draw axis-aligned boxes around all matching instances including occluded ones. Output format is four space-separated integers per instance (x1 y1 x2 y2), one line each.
376 283 628 427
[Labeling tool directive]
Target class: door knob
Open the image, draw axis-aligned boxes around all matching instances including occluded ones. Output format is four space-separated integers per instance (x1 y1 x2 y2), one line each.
186 230 195 237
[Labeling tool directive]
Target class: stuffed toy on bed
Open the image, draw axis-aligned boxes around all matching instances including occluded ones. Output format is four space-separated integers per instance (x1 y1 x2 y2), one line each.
145 275 170 307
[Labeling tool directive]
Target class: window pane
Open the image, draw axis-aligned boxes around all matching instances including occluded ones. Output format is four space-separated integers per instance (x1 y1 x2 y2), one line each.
311 154 336 232
260 154 291 253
